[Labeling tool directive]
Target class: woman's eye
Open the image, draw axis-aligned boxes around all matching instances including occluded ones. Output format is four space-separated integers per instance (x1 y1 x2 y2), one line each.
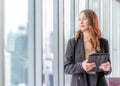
83 17 87 20
79 17 87 21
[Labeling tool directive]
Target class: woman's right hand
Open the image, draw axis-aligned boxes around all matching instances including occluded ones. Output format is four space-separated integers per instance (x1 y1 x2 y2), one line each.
82 59 96 72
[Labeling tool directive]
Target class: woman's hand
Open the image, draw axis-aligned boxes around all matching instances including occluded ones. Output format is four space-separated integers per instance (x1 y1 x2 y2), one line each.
82 59 96 72
99 61 111 71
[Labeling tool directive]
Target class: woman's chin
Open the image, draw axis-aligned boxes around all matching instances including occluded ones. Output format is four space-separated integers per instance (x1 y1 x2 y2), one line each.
80 28 88 32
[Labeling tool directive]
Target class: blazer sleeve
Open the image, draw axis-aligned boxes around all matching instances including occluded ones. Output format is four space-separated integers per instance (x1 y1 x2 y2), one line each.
101 39 112 75
64 39 85 75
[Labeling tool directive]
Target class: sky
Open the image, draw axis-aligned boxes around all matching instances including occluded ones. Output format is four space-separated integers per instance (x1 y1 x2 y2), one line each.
4 0 28 33
4 0 28 45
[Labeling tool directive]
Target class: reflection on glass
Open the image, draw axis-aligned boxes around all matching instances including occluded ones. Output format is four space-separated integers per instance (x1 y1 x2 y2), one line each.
4 0 28 86
42 0 54 86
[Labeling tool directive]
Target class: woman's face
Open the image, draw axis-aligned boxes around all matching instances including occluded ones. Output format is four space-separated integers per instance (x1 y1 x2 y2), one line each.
79 12 89 32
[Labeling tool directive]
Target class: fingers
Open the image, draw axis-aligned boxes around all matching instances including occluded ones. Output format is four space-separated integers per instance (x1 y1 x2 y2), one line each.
86 63 96 69
101 61 110 66
82 60 96 72
99 62 110 71
99 65 109 71
86 63 96 71
82 60 88 71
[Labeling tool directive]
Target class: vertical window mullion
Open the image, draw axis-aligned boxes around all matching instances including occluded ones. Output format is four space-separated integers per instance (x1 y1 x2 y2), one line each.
53 0 59 86
28 0 35 86
70 0 75 36
59 0 64 86
100 0 103 33
75 0 79 31
35 0 43 86
109 0 113 77
118 3 120 76
0 0 4 85
85 0 89 9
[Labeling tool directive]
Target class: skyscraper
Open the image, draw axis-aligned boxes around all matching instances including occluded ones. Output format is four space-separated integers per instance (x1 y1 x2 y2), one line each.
7 26 28 86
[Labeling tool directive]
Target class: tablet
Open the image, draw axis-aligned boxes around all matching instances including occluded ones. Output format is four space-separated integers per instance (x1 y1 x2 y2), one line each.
88 53 109 72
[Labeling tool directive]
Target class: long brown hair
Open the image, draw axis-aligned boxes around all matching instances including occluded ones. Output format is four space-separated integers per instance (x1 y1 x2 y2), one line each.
75 9 101 51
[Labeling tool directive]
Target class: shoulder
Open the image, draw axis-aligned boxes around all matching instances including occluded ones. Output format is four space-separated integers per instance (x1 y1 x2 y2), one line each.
99 37 109 53
99 37 108 44
69 37 76 42
99 37 109 47
67 37 76 48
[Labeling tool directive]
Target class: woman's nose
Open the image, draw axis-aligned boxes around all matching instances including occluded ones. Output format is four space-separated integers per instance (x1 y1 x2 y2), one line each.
80 20 83 24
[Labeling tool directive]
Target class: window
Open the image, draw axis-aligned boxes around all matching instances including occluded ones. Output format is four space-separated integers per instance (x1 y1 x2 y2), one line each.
3 0 34 86
42 0 54 86
111 0 120 77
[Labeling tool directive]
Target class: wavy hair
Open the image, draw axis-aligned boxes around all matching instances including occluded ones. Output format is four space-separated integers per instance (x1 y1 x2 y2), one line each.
75 9 101 51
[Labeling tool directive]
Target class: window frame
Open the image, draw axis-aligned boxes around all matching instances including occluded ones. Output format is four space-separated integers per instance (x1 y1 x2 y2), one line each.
0 0 4 85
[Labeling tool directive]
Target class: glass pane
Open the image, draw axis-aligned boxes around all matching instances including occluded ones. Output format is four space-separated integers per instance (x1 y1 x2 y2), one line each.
102 0 110 38
64 0 72 86
112 0 120 77
89 0 100 22
42 0 54 86
4 0 32 86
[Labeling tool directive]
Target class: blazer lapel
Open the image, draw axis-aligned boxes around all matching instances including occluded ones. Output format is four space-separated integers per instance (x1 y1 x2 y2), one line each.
75 35 85 62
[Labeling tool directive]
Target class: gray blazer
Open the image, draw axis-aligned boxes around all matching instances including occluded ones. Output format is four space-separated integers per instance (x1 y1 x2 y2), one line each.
64 35 111 86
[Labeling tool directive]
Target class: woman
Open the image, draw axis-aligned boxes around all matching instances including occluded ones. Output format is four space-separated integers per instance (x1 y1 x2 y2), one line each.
64 9 111 86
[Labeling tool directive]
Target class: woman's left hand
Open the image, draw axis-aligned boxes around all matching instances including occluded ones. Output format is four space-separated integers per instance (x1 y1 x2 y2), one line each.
99 61 111 71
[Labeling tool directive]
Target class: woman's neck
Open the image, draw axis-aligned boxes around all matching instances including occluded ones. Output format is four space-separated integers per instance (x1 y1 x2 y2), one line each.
83 30 91 41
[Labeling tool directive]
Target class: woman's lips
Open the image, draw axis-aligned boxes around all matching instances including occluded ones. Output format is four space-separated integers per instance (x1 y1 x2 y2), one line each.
80 25 85 27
